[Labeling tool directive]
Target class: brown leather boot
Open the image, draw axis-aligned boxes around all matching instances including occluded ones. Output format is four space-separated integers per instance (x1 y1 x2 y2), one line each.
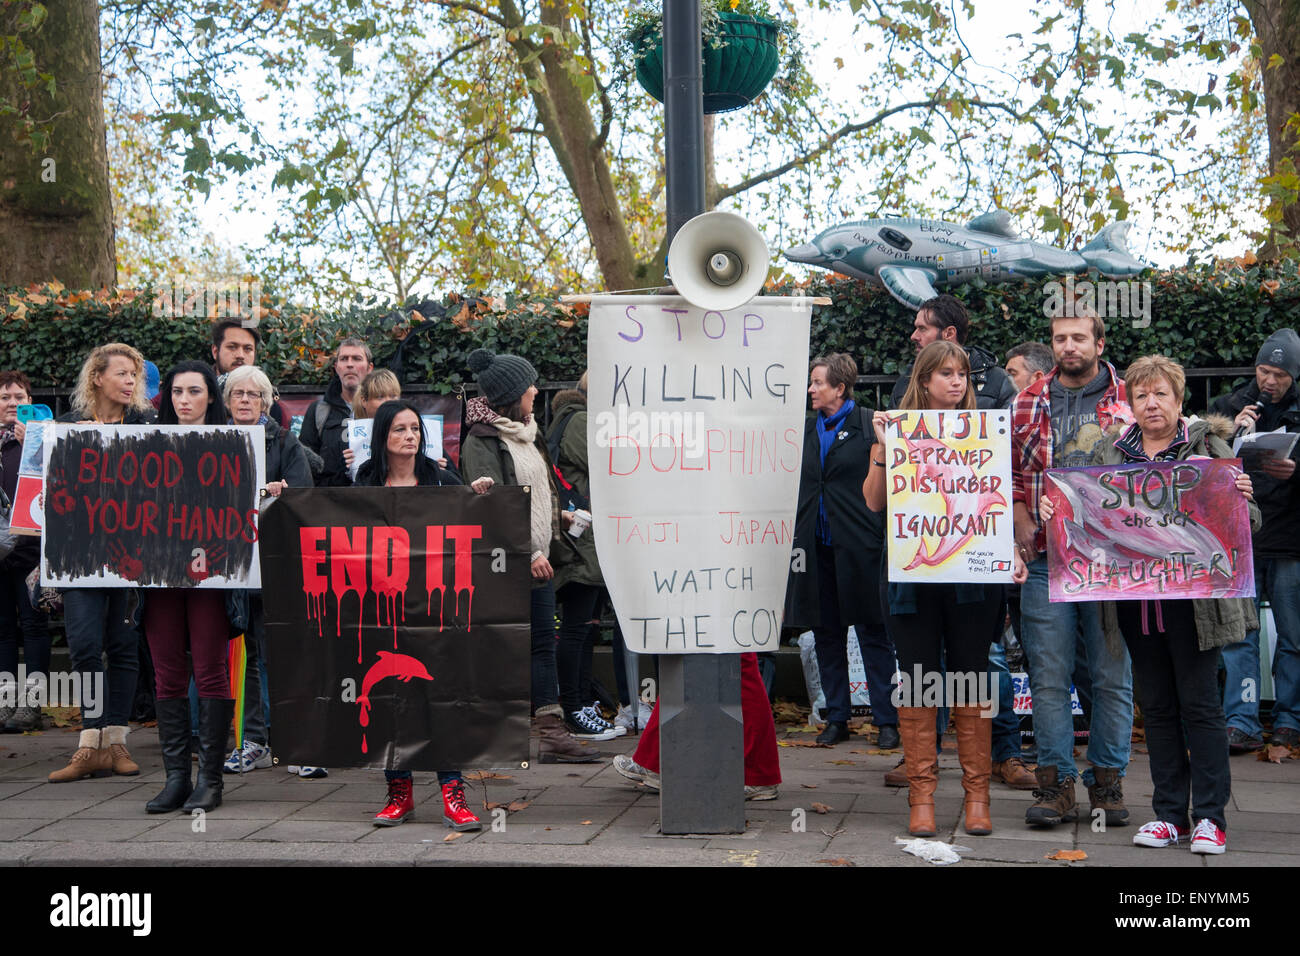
1025 765 1078 827
898 706 939 837
953 706 992 835
48 729 112 782
102 725 140 776
992 756 1038 790
1087 766 1129 827
533 713 602 764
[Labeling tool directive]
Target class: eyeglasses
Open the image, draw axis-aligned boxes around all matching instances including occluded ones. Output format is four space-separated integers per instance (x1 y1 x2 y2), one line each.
229 389 262 401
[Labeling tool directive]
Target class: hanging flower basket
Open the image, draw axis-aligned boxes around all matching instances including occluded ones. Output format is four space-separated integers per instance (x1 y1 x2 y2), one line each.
631 12 781 114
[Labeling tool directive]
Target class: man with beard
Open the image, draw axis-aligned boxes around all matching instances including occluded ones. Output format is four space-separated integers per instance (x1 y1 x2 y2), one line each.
890 295 1018 410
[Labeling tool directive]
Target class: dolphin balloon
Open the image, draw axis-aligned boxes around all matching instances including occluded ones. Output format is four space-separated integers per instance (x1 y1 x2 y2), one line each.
785 210 1146 309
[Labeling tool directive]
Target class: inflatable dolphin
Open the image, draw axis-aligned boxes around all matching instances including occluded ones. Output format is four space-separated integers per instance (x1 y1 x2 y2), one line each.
785 211 1146 309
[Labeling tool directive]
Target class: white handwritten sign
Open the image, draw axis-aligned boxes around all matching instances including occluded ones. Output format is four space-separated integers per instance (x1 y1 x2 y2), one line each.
588 295 811 653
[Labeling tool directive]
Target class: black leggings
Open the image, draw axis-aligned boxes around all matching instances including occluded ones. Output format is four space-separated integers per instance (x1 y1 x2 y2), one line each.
887 584 1001 708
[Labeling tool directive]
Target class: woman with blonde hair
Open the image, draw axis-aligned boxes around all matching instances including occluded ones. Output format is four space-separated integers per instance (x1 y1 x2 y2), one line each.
49 344 155 783
351 369 402 421
863 341 1027 836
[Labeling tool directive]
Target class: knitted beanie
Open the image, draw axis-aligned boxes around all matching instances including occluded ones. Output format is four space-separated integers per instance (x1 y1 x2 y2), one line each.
467 348 537 406
1255 328 1300 380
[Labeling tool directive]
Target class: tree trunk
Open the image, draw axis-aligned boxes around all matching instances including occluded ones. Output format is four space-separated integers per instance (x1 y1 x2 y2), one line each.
1245 0 1300 257
0 0 116 288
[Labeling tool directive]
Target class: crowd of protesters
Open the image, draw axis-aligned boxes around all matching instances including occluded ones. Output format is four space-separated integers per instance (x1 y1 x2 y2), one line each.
0 302 1296 855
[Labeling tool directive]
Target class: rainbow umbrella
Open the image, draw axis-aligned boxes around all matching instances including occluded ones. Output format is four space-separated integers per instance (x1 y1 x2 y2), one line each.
226 634 247 753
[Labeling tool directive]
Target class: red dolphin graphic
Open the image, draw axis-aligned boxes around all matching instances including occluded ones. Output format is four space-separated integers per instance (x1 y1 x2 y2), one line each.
357 650 434 729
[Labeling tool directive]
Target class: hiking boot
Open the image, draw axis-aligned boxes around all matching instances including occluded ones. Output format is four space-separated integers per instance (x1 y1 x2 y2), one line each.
992 756 1038 790
1226 728 1263 753
534 713 602 764
102 726 139 775
1087 767 1129 826
48 729 112 782
1025 766 1077 827
1271 727 1300 748
884 757 908 787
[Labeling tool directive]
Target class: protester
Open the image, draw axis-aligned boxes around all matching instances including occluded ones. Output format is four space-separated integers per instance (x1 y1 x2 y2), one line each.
787 354 899 748
612 652 782 800
209 320 290 428
890 294 1018 410
1210 328 1300 753
145 361 233 812
1011 307 1135 828
351 368 402 420
0 370 49 733
460 348 600 763
49 344 155 783
356 400 488 829
864 341 1028 836
300 339 374 486
547 372 627 741
1042 355 1257 854
1004 342 1054 394
221 366 317 778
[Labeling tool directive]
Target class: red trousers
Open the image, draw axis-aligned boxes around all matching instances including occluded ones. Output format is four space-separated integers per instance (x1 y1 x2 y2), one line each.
145 589 230 699
632 653 781 786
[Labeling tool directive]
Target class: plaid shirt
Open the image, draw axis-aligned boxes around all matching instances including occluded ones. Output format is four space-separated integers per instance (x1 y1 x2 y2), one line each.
1011 361 1132 551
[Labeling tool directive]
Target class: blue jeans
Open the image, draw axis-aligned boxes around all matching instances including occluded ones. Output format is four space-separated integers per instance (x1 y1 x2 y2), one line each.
989 641 1020 762
1224 557 1300 735
531 582 559 711
387 770 460 784
62 588 140 728
1018 557 1132 783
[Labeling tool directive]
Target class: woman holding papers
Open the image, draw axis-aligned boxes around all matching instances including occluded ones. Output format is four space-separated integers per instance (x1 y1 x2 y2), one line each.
49 344 155 785
1039 355 1259 855
863 341 1027 837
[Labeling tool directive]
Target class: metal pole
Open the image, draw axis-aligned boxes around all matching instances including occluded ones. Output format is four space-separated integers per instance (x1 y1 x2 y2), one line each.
659 0 745 835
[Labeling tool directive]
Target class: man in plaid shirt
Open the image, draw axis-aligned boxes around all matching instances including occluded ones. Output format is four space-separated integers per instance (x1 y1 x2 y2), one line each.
1011 309 1135 828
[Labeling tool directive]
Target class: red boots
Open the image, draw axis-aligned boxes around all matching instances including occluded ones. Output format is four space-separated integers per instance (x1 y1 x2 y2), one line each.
441 780 482 832
372 776 484 831
373 776 416 826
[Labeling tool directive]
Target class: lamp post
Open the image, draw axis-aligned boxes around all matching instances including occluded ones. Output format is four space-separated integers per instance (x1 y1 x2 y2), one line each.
658 0 746 835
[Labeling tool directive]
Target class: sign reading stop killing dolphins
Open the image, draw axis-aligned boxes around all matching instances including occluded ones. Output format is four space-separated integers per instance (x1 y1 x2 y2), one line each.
883 409 1015 583
587 296 811 654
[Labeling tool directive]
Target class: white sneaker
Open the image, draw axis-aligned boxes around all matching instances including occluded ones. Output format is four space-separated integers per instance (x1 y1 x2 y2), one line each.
614 704 644 733
223 740 272 774
1133 820 1188 847
293 766 328 778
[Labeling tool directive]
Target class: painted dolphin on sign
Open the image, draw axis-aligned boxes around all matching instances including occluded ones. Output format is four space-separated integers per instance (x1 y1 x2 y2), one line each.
785 211 1146 309
358 650 434 729
900 436 1007 571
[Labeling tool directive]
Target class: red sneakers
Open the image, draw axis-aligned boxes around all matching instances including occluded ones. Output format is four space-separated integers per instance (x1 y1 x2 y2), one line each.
373 777 415 827
442 780 483 832
1190 819 1227 855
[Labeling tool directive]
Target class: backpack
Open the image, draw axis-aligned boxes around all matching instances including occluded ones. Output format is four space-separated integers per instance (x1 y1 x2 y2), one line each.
546 407 590 513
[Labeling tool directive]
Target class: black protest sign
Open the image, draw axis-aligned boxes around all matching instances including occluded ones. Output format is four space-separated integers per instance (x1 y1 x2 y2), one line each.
258 486 532 771
41 425 265 588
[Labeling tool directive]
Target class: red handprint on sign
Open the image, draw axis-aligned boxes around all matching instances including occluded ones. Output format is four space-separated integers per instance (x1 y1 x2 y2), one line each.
105 540 144 581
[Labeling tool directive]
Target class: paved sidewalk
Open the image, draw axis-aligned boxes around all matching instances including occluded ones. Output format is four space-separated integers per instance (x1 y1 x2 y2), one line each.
1 720 1297 866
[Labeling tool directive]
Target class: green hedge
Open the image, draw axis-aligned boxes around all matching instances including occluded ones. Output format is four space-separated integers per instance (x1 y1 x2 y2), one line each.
4 260 1298 391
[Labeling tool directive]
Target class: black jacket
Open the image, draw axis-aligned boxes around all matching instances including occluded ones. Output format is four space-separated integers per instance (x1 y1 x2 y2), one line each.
785 402 886 629
298 375 352 487
1210 380 1300 558
354 456 459 488
264 419 314 488
890 343 1019 410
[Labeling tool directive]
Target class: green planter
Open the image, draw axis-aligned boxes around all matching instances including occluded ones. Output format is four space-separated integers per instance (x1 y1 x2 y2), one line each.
633 13 780 114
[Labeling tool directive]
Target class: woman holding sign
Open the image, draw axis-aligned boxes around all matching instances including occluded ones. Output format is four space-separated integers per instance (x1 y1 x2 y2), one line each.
356 399 485 830
49 344 155 784
142 361 234 812
863 341 1027 837
1040 355 1259 855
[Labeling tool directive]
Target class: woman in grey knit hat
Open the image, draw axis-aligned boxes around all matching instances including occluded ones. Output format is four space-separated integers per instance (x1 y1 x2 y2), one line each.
460 349 603 764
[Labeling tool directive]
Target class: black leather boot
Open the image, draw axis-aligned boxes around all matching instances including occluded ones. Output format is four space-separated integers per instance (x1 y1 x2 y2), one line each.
816 720 851 745
183 698 235 813
146 698 193 813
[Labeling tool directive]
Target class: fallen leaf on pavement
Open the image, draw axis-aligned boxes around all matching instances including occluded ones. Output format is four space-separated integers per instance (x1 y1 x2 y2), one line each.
829 759 856 765
443 832 464 842
865 748 897 755
1046 849 1087 861
820 828 846 838
1261 745 1292 763
464 771 513 780
580 820 592 825
816 858 854 866
506 799 530 812
810 802 833 814
800 783 819 789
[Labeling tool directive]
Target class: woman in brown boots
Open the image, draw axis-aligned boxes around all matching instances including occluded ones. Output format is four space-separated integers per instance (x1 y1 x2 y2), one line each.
863 342 1027 837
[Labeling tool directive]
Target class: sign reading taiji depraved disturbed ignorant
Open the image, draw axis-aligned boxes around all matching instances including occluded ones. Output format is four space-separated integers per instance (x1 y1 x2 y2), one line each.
41 424 265 588
883 409 1014 583
1043 459 1255 601
257 487 531 770
588 295 811 654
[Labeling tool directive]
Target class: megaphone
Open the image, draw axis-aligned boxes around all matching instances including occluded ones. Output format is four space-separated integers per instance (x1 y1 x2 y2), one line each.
666 211 770 312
